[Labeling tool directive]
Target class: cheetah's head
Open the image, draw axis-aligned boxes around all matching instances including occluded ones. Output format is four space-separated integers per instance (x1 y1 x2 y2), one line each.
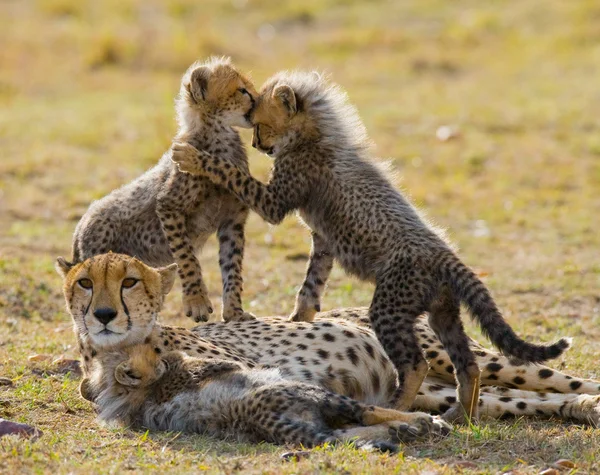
177 56 257 130
55 252 177 349
251 70 368 157
113 343 168 388
81 343 171 423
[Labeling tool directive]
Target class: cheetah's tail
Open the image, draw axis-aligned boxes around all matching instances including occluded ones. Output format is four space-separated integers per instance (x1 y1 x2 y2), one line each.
440 254 571 364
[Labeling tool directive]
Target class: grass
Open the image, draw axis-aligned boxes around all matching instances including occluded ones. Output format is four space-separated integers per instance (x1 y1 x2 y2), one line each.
1 0 599 473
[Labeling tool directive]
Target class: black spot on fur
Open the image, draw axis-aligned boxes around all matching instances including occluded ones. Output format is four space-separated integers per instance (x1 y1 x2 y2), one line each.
486 362 503 373
538 369 554 379
346 348 359 366
570 381 583 390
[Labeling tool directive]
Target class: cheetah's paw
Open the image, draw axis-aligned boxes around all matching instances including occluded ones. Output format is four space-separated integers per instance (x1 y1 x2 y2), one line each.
183 294 214 323
403 412 452 438
441 405 479 425
171 142 211 175
289 305 318 322
385 422 419 443
223 309 257 322
571 394 600 426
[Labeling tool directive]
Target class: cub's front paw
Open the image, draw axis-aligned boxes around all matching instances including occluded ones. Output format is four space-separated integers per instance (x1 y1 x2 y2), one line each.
183 293 214 323
171 142 207 175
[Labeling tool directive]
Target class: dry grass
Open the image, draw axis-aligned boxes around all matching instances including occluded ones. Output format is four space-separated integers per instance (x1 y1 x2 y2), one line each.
1 0 599 473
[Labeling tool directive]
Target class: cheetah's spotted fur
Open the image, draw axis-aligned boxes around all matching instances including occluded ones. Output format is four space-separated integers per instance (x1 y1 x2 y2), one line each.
84 342 451 450
71 57 257 324
171 71 569 422
57 253 600 429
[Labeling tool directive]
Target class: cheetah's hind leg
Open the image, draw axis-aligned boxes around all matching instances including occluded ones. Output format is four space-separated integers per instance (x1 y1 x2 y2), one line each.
427 286 480 424
318 389 451 439
369 269 429 412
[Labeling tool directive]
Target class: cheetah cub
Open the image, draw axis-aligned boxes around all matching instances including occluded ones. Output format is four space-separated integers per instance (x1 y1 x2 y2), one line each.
71 57 257 323
84 343 446 451
170 71 570 423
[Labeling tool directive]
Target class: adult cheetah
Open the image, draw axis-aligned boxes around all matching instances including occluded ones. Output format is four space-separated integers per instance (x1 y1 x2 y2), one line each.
84 342 448 451
56 253 600 428
170 71 569 422
71 57 257 324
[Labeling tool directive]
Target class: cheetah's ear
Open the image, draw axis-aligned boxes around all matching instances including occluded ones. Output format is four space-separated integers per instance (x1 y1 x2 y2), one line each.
157 263 178 296
55 257 75 278
273 84 297 116
189 66 211 103
79 378 97 402
115 362 143 387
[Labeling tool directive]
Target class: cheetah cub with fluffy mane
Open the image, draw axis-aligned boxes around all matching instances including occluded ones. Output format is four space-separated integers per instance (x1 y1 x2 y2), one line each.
72 57 257 323
84 343 445 451
171 71 570 423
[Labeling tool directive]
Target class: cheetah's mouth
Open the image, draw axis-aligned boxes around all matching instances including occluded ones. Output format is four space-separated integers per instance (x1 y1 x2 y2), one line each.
256 145 275 156
97 328 122 336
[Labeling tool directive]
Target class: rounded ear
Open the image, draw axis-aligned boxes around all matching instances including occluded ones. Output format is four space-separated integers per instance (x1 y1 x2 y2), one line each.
55 257 74 278
273 84 297 115
189 66 211 103
79 378 97 402
115 363 142 387
157 263 178 296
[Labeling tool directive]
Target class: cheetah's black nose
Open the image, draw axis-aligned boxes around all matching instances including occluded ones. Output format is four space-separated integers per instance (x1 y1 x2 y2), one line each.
94 307 117 325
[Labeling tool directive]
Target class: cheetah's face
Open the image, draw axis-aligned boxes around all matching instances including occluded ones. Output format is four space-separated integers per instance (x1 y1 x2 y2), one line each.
56 253 177 349
251 81 317 157
180 58 257 129
114 344 168 388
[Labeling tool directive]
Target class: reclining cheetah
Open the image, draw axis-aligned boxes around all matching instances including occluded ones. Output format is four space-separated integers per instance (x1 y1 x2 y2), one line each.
56 253 600 428
170 71 569 421
71 57 257 323
84 342 448 451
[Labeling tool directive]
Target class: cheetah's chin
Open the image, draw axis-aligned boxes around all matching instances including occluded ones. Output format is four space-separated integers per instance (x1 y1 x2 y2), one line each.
96 329 122 336
90 328 129 347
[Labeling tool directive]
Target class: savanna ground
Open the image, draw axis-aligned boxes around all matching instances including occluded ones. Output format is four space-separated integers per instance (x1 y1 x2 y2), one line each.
0 0 599 473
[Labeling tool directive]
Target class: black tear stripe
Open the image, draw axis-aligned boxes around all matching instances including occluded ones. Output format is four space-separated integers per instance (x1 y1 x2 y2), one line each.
120 288 131 331
82 289 93 333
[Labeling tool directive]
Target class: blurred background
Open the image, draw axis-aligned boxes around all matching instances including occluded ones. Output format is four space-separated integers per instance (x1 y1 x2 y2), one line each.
0 0 598 336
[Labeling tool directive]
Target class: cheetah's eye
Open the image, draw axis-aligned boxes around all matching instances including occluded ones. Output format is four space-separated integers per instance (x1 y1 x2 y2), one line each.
78 278 93 290
238 88 250 96
122 278 138 289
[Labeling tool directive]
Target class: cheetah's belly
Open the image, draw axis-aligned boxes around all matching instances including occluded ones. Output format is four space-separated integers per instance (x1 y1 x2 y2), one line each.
297 209 376 282
186 186 236 241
